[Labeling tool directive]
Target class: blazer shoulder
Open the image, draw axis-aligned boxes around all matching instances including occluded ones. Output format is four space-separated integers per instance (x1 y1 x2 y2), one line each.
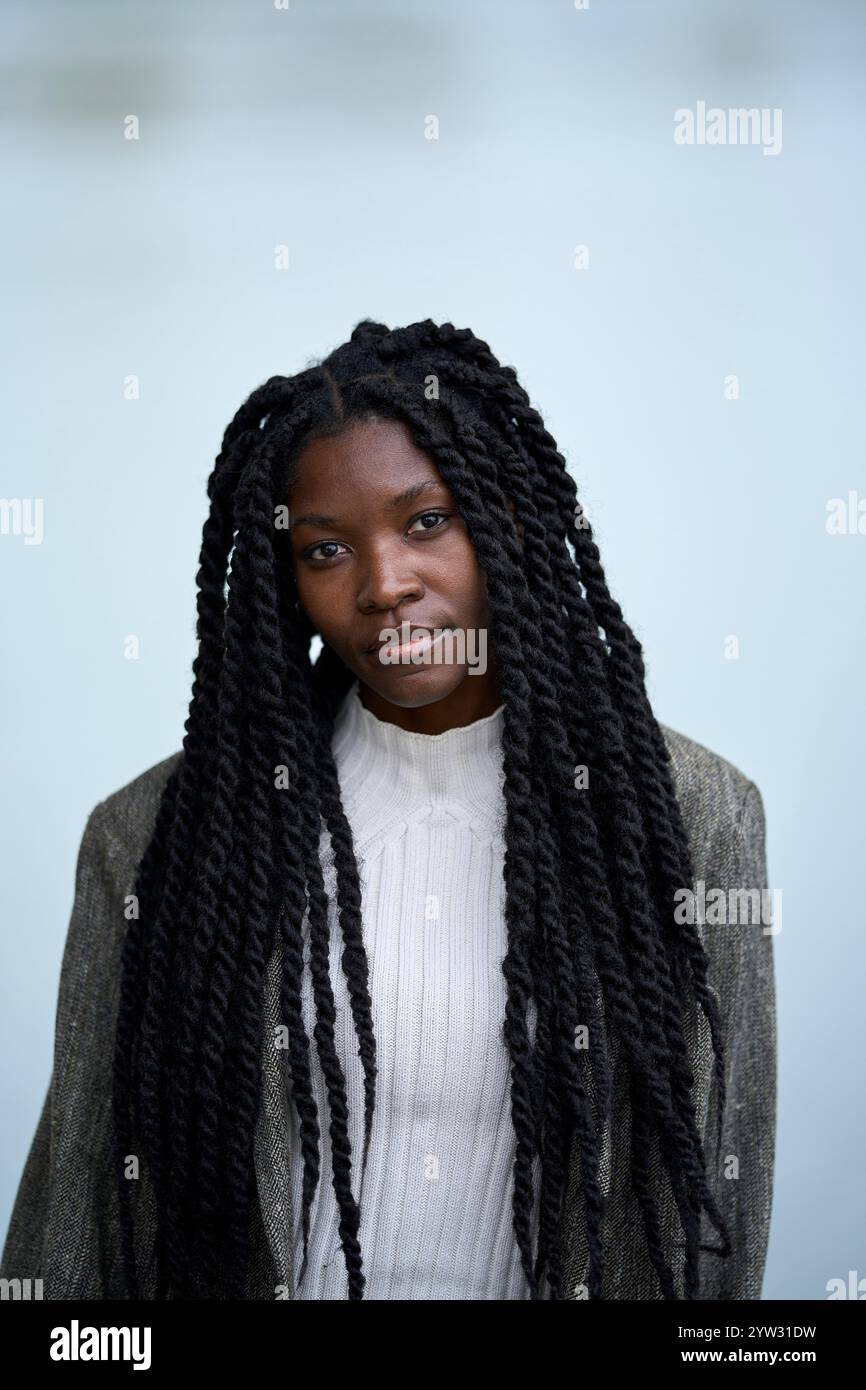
88 750 183 865
658 723 764 845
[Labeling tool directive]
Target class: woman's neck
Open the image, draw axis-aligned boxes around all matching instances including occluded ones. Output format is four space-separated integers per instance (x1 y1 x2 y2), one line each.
331 678 507 845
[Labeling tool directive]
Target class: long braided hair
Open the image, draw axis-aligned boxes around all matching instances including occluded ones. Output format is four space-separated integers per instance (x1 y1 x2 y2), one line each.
111 317 732 1301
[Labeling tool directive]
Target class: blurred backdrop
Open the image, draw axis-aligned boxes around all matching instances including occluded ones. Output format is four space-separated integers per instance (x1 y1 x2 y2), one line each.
2 0 864 1300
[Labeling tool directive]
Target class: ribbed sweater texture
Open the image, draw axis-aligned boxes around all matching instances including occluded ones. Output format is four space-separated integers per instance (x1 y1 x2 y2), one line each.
287 678 543 1299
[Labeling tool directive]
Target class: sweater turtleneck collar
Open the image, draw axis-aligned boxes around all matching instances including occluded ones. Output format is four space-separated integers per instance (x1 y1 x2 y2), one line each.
330 678 506 851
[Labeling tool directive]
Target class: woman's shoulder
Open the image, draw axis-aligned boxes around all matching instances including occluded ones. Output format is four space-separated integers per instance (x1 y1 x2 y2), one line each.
661 722 767 884
80 730 767 889
97 749 182 816
658 721 765 853
85 750 183 868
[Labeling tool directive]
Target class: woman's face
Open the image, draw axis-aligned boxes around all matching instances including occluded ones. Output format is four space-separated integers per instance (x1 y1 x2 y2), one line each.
286 414 502 728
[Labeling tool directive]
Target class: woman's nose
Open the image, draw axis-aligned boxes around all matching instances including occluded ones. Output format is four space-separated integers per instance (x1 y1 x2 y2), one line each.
356 540 423 612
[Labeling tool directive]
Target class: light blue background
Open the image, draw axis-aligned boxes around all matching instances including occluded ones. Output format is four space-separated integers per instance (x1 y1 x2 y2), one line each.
2 0 863 1300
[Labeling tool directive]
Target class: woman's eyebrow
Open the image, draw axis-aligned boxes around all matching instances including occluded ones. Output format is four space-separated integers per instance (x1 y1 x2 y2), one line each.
385 478 444 510
290 479 444 531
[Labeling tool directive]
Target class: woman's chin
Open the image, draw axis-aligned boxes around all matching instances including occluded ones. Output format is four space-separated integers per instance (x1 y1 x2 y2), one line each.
356 659 470 709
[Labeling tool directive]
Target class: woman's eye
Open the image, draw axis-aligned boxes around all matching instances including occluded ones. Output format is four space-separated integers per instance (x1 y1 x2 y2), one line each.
303 512 449 562
408 510 449 534
305 540 347 562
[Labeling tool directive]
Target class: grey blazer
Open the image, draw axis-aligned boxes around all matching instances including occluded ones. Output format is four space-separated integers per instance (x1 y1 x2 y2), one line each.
0 726 776 1300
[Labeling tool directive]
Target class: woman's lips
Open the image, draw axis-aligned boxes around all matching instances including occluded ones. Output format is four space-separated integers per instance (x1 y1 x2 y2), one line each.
367 627 451 665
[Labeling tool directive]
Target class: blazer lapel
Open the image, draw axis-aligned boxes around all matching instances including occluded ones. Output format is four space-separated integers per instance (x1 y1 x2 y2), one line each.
253 934 296 1298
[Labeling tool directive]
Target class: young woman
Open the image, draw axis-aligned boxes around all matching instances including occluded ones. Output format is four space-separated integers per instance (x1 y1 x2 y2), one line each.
1 318 776 1301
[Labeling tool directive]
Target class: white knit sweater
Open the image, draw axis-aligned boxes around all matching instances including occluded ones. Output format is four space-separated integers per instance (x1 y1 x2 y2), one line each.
287 677 542 1300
